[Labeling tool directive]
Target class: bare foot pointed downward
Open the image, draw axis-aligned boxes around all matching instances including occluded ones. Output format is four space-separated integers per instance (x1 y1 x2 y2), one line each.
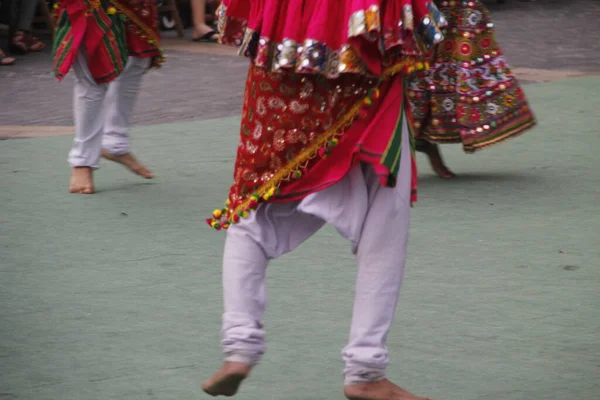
101 149 154 179
202 362 252 397
416 141 456 179
344 379 433 400
69 167 94 194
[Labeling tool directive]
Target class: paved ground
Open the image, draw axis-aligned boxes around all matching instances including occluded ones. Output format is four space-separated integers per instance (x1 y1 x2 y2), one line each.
1 2 600 400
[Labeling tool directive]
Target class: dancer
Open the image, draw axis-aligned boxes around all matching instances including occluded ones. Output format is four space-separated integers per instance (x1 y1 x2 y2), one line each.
203 1 445 399
52 0 164 194
408 0 536 178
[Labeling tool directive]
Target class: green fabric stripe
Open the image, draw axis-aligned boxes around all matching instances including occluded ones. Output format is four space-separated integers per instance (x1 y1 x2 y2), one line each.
110 14 129 64
102 35 121 71
388 113 404 178
52 11 71 58
92 10 127 72
93 9 111 36
53 16 69 52
407 104 417 160
100 11 128 68
381 96 405 180
54 37 73 76
96 15 120 72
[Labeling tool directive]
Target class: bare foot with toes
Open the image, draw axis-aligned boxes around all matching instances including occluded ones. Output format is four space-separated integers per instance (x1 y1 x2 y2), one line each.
202 362 252 397
416 141 456 179
101 149 154 179
69 167 94 194
344 379 432 400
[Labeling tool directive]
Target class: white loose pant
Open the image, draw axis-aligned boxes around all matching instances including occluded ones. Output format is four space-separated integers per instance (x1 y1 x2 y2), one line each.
220 112 412 385
68 50 150 168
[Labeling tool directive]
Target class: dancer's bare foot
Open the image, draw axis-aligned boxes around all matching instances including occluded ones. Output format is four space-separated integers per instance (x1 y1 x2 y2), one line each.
416 140 456 179
202 362 252 397
101 149 154 179
345 379 432 400
69 167 94 194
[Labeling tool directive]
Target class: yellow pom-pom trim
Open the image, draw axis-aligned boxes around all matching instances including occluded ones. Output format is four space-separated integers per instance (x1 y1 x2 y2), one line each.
107 6 117 15
263 187 277 201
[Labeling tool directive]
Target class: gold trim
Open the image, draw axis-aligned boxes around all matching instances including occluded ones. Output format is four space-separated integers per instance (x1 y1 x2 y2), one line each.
463 118 536 152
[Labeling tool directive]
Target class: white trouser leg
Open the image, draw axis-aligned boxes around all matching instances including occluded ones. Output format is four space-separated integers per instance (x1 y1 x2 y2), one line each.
342 113 412 385
101 56 150 155
68 50 108 168
221 202 326 365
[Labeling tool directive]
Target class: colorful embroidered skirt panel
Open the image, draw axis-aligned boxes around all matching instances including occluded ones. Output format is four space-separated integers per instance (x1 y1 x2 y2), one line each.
406 0 536 152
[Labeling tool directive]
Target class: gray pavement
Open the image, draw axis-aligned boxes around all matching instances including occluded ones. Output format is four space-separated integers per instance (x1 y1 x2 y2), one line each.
487 0 600 73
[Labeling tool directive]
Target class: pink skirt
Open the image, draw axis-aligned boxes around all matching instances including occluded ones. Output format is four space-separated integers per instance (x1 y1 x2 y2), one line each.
217 0 447 78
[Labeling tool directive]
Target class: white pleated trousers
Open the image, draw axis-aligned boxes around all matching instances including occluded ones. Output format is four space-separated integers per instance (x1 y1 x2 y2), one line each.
69 50 149 168
220 111 412 385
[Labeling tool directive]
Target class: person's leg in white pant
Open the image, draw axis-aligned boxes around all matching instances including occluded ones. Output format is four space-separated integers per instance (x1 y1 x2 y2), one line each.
201 201 326 396
68 53 153 194
69 50 108 171
102 56 149 156
203 114 422 400
68 50 109 194
221 202 327 364
342 115 417 400
100 56 154 179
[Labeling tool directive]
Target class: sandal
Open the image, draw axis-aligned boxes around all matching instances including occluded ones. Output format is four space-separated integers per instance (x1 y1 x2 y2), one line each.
0 49 16 66
10 30 29 54
192 30 219 43
26 32 46 52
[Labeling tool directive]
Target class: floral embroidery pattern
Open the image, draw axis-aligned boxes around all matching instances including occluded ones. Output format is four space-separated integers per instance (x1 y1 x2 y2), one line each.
406 0 535 152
